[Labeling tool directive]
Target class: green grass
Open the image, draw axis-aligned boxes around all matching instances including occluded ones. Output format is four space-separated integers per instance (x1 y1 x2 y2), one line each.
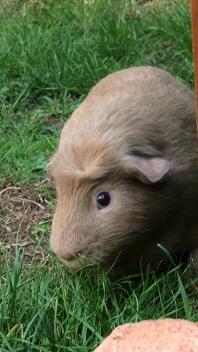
0 0 194 184
0 0 193 108
0 0 198 350
1 250 198 351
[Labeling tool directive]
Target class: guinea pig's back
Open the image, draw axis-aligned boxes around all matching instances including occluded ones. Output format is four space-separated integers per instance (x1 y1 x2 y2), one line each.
60 66 197 170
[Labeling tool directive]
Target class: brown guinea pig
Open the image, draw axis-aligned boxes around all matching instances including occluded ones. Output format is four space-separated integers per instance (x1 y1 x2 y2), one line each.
48 66 198 275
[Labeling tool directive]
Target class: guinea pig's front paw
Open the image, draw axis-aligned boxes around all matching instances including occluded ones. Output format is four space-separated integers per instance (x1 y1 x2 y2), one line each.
104 265 124 278
189 249 198 270
103 260 139 278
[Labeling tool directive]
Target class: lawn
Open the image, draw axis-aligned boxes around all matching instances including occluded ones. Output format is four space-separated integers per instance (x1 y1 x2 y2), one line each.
0 0 197 351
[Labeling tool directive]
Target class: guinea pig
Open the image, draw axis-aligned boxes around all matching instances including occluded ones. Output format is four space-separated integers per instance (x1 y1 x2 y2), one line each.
48 66 198 275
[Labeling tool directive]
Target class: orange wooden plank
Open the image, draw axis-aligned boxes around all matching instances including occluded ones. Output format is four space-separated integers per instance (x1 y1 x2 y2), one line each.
191 0 198 130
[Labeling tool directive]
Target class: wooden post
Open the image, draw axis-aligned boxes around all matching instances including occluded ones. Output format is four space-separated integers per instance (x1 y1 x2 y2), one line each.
191 0 198 129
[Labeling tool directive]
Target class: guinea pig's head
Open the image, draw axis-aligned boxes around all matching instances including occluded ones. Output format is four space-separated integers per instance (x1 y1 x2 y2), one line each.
48 120 171 271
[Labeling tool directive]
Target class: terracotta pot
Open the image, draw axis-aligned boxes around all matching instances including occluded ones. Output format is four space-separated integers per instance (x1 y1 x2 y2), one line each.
94 319 198 352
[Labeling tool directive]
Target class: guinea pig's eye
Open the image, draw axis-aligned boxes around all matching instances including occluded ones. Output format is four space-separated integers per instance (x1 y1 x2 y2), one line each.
96 192 111 209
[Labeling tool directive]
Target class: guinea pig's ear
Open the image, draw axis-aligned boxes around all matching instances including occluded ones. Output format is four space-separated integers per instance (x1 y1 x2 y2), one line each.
122 154 171 184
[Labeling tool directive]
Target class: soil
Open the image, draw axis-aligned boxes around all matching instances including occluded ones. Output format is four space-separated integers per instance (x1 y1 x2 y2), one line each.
0 179 54 265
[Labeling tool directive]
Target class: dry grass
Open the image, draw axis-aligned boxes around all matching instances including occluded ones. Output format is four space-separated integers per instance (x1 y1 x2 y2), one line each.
0 181 53 264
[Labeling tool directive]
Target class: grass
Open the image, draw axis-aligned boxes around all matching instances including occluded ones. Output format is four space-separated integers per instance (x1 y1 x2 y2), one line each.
0 0 198 350
1 251 198 351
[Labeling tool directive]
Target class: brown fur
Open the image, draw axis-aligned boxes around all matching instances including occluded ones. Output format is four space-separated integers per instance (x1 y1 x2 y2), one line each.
48 66 198 275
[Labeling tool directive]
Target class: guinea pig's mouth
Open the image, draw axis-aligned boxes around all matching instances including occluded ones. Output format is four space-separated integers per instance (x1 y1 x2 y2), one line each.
57 250 108 270
58 252 92 269
53 244 122 271
57 252 127 277
59 256 82 269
